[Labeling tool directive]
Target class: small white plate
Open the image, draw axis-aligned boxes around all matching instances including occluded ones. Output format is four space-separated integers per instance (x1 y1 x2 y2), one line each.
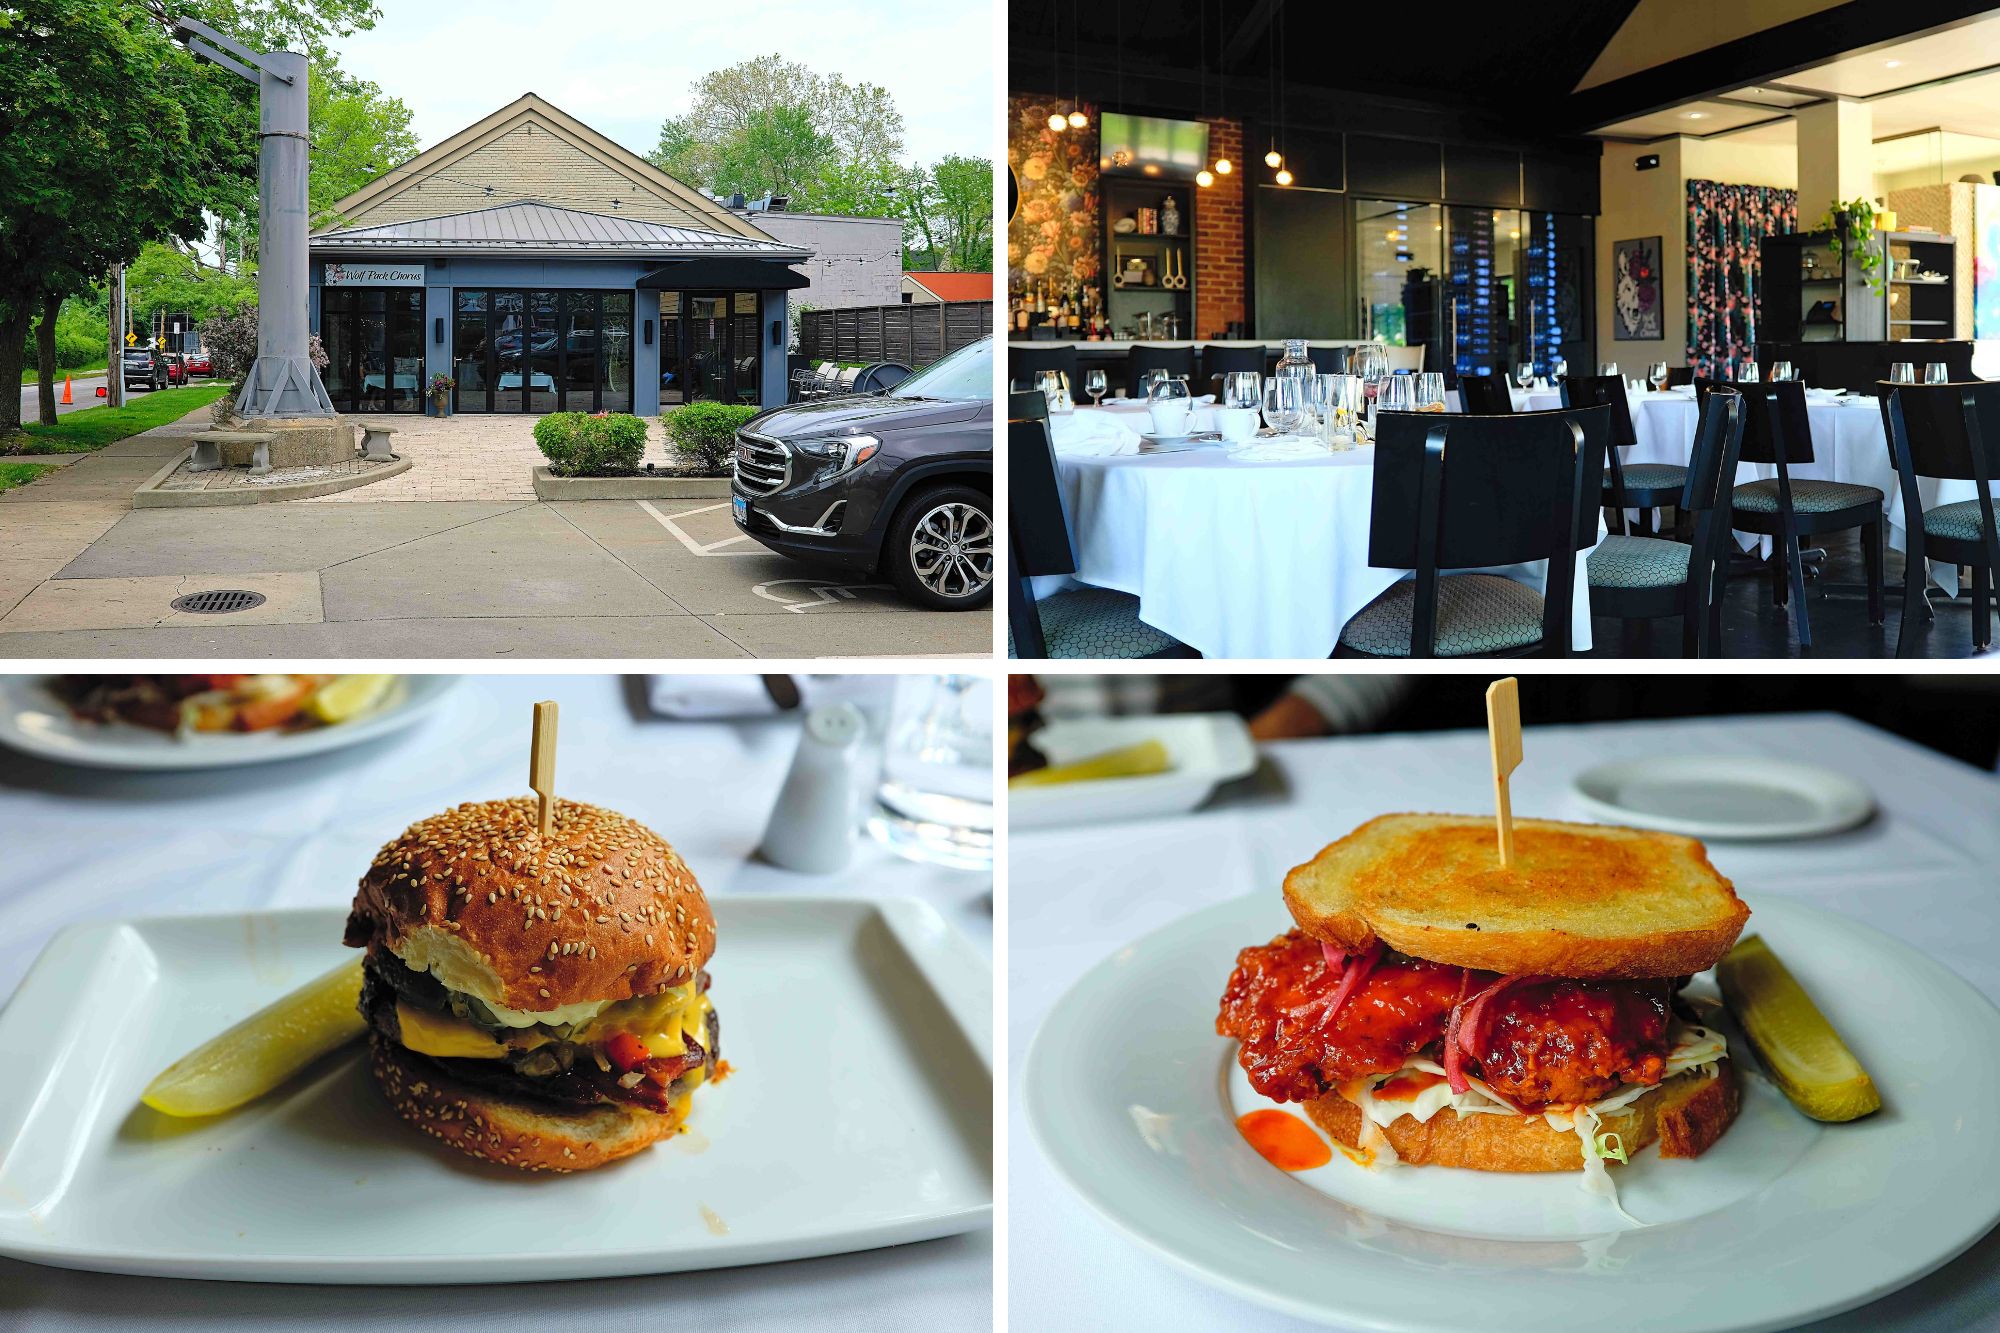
0 899 990 1283
0 675 458 771
1024 892 2000 1332
1009 714 1257 830
1572 755 1874 840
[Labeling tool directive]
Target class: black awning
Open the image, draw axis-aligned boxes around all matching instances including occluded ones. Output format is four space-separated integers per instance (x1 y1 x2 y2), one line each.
637 257 809 290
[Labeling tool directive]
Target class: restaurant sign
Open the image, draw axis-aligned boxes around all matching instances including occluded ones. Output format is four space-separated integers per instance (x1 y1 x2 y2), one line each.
324 262 424 287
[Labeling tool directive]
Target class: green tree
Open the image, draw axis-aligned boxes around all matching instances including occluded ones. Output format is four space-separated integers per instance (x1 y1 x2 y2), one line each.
904 155 994 273
178 0 380 65
650 55 905 194
126 240 258 326
708 104 834 203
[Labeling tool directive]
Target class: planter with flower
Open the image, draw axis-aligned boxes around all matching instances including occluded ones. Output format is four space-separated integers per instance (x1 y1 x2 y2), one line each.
427 373 454 416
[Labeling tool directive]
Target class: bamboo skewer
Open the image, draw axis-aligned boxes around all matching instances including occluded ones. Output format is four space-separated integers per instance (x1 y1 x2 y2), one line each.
1485 677 1522 869
530 700 558 839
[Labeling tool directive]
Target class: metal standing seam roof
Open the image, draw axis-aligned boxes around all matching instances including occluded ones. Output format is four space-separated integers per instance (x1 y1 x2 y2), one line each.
309 200 812 259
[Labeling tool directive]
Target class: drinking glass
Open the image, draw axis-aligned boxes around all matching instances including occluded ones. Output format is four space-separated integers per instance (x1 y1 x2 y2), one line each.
1771 360 1796 383
1551 356 1569 384
1148 375 1190 405
1083 368 1107 406
1924 362 1949 384
1598 361 1619 378
1378 374 1417 414
1739 361 1760 383
1350 343 1387 385
1416 372 1447 413
1890 362 1916 384
1221 371 1261 410
869 675 992 870
1263 375 1307 434
1514 362 1535 390
1037 369 1064 408
1648 361 1669 391
1137 368 1163 399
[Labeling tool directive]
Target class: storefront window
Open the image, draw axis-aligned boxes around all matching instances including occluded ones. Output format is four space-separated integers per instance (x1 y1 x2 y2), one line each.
454 290 487 414
451 288 632 413
731 291 760 405
601 293 632 412
317 284 422 414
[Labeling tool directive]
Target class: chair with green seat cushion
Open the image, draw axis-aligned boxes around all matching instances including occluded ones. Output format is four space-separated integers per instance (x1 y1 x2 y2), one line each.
1335 405 1606 658
1563 374 1686 537
1728 380 1884 650
1586 387 1744 657
1883 383 2000 656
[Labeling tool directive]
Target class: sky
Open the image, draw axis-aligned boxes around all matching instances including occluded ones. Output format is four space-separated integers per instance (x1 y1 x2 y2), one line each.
330 0 994 169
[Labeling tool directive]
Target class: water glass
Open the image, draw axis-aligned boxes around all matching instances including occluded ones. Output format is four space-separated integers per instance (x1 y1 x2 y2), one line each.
1924 363 1949 384
1263 375 1307 434
1378 374 1417 414
1771 361 1796 383
869 675 991 870
1037 369 1064 408
1648 362 1669 391
1221 371 1261 411
1416 372 1447 413
1551 356 1569 384
1350 343 1388 384
1739 361 1760 384
1890 362 1916 384
1514 362 1535 390
1598 361 1619 378
1083 368 1107 406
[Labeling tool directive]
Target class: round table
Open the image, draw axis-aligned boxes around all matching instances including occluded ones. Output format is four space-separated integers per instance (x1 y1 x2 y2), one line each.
1041 403 1598 658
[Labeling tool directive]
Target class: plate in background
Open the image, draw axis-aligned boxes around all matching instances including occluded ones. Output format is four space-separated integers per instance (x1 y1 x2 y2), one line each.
1571 755 1874 840
0 899 990 1283
0 675 458 771
1009 713 1257 830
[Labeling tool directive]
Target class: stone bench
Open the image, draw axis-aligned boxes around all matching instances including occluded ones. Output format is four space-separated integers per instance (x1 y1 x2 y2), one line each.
358 424 400 463
190 430 278 476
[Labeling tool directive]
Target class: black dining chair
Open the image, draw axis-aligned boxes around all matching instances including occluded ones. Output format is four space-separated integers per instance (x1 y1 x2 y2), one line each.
1201 344 1266 397
1307 345 1350 375
1882 382 2000 656
1124 344 1197 398
1563 373 1686 537
1009 345 1078 392
1458 373 1513 415
1730 380 1884 650
1006 403 1194 659
1666 367 1696 388
1586 386 1745 657
1334 406 1607 658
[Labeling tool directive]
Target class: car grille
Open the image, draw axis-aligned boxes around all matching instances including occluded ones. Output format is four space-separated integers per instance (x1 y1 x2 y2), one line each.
734 431 790 496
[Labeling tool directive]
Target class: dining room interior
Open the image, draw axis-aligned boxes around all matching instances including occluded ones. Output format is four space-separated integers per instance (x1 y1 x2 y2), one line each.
1006 0 2000 661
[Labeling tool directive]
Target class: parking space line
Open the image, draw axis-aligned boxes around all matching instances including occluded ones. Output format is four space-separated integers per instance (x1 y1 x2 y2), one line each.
635 500 759 556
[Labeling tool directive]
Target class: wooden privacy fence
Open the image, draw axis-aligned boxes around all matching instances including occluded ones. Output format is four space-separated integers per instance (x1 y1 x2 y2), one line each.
798 301 992 367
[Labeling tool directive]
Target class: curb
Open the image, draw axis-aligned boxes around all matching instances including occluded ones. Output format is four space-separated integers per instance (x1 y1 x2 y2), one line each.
133 450 414 508
530 466 731 500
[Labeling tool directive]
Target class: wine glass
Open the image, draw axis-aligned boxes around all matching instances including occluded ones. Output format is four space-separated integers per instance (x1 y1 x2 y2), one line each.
1037 369 1064 408
1083 368 1107 406
1263 376 1307 434
1890 362 1916 384
1598 361 1619 378
1551 356 1569 385
1350 343 1387 386
1648 361 1669 392
1514 362 1535 390
1924 362 1949 384
1416 372 1446 413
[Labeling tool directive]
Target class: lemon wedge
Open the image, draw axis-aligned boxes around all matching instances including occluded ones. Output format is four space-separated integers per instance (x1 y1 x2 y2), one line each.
306 674 394 724
1009 739 1172 788
1716 934 1881 1123
141 956 366 1117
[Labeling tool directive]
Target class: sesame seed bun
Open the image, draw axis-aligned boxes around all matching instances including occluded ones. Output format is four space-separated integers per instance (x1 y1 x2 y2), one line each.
367 1033 685 1172
344 797 715 1012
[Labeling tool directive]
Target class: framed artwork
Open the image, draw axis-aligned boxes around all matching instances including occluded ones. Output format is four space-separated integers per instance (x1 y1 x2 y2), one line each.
1613 235 1664 340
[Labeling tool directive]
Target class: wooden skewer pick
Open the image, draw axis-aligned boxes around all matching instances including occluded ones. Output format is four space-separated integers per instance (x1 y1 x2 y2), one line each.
1485 677 1522 869
529 700 558 839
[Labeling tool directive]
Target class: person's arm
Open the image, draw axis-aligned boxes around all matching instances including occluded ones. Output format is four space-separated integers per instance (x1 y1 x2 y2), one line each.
1250 677 1412 741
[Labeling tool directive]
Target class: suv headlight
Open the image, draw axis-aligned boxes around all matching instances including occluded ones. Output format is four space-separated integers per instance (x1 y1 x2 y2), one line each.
791 432 881 479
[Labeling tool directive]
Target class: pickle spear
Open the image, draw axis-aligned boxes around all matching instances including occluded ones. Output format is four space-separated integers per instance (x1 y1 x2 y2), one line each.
1008 739 1172 788
1716 934 1881 1123
142 956 366 1118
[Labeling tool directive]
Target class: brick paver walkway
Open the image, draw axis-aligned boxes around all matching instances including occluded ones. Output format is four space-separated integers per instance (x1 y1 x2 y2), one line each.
306 413 686 503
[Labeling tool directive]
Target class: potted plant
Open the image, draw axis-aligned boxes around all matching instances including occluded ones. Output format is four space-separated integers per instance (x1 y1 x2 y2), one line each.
1816 198 1886 296
427 372 454 416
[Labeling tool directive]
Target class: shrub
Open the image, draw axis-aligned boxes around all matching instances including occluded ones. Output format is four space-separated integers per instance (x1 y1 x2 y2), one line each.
664 402 760 473
534 411 648 477
196 307 328 383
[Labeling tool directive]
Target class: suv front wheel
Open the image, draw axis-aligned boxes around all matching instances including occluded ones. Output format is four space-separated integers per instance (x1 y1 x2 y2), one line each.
883 483 993 611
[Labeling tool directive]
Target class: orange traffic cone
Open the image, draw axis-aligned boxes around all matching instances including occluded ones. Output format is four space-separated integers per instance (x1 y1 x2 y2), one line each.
60 376 73 405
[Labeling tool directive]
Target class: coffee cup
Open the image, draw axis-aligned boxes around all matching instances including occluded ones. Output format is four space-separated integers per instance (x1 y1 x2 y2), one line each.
1216 407 1258 443
1147 398 1192 437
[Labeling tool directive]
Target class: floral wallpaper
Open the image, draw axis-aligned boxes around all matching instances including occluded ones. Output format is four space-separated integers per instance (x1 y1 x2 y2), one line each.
1686 180 1797 378
1007 94 1099 297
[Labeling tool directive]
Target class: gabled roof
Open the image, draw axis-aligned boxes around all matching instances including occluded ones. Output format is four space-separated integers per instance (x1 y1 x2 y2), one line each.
311 201 810 260
329 92 777 242
905 271 993 301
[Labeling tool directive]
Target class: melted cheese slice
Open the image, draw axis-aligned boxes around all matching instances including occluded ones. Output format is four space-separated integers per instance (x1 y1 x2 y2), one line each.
395 989 713 1066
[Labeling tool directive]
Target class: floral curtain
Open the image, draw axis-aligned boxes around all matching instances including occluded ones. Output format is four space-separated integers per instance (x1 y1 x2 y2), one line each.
1686 180 1796 378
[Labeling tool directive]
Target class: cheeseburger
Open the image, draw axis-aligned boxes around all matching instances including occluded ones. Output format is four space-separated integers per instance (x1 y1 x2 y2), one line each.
1218 814 1749 1193
345 796 719 1172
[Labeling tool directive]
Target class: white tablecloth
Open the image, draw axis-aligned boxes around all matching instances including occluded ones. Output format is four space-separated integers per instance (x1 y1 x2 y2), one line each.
0 674 991 1333
1041 404 1600 658
1009 713 2000 1333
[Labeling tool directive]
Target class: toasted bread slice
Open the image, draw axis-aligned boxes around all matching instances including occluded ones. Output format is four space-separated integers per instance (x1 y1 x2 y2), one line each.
1282 813 1747 979
1305 1061 1740 1172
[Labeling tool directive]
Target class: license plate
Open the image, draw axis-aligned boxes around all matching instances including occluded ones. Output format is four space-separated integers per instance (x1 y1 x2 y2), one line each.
733 496 748 524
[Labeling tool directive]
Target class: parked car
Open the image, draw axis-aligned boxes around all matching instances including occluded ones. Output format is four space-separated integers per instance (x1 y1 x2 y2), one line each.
161 352 190 386
731 336 992 611
120 347 171 391
185 349 213 378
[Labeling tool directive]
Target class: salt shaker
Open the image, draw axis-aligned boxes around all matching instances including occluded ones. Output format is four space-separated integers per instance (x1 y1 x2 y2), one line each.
757 702 864 873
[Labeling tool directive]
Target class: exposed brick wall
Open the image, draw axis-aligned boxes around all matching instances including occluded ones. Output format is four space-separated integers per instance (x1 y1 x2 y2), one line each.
1195 118 1246 338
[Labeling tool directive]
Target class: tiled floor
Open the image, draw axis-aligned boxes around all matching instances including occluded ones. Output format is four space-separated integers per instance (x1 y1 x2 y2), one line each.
306 414 685 503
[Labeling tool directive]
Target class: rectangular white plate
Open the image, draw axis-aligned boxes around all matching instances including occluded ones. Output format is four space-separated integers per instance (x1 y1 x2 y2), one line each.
1010 714 1258 830
0 898 991 1284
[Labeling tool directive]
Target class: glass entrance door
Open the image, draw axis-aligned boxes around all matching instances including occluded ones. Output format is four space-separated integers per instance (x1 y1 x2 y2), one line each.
453 288 632 413
656 291 761 405
317 287 424 414
525 290 558 412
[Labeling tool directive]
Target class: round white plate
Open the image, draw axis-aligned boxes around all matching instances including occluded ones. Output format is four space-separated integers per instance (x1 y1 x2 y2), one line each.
1024 892 2000 1333
0 675 459 771
1571 756 1874 840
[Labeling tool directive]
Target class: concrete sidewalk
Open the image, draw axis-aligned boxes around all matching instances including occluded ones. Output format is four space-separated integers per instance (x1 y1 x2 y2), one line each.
0 403 990 658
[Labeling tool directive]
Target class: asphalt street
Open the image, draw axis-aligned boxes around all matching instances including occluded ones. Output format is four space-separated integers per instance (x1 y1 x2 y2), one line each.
18 373 109 420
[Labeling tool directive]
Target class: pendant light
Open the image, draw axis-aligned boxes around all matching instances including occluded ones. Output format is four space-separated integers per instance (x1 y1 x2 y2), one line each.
1210 0 1232 177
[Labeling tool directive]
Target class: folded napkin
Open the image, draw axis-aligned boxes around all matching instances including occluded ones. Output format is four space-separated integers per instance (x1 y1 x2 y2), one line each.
1225 436 1329 462
1050 410 1142 457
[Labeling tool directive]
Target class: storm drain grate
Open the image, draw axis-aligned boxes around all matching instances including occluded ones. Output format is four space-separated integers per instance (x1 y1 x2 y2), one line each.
169 589 267 615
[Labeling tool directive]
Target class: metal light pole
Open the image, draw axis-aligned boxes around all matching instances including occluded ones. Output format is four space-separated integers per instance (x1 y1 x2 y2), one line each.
171 16 333 417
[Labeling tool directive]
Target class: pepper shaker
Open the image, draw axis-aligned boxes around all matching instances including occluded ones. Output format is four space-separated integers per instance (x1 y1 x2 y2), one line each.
757 702 864 873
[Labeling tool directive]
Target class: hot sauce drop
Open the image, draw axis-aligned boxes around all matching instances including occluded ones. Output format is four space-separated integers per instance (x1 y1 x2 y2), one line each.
1235 1109 1332 1171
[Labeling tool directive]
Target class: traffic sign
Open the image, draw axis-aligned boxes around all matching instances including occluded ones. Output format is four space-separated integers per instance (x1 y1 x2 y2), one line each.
125 331 136 345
